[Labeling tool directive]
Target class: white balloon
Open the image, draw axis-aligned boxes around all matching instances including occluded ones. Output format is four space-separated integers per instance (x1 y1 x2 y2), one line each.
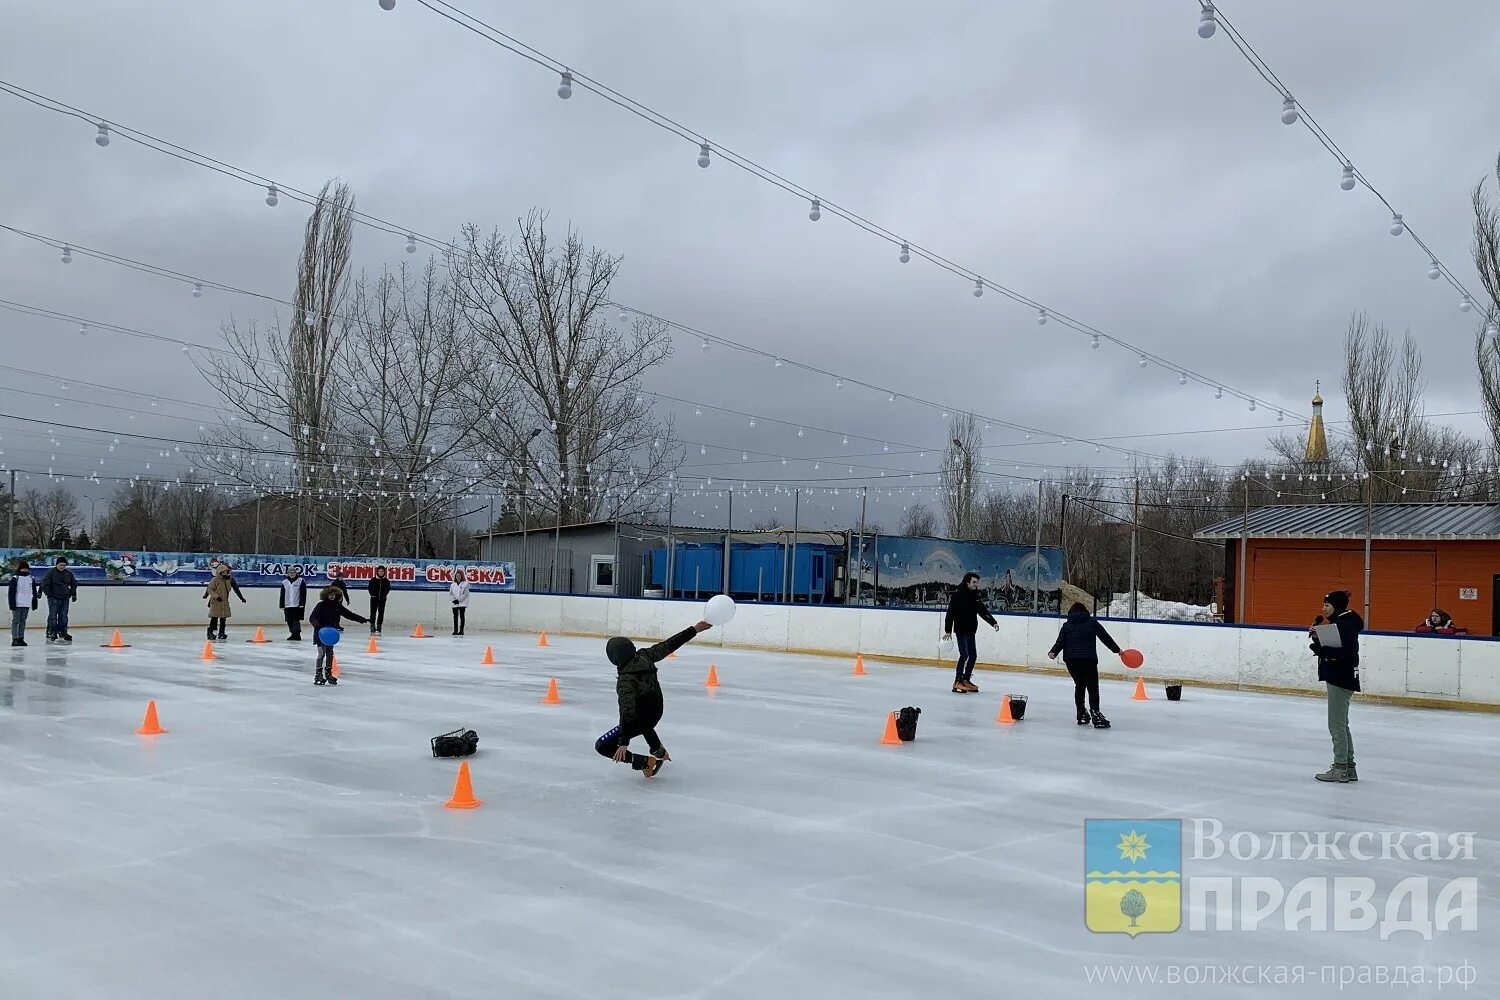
704 594 737 626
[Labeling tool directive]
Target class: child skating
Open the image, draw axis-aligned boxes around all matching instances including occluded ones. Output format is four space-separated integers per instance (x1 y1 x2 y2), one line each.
595 619 712 778
307 585 368 686
1048 602 1123 729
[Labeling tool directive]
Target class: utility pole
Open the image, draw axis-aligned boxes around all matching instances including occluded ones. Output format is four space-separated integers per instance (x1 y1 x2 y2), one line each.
1237 477 1249 623
790 489 800 603
855 486 867 604
665 491 675 597
1059 493 1069 584
551 490 563 592
722 489 733 595
6 469 14 547
1363 455 1374 623
1032 477 1044 613
1128 478 1140 619
254 494 262 555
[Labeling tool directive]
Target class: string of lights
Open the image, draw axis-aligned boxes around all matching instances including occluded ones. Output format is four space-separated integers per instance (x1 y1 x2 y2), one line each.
373 1 1314 418
1196 1 1496 334
0 74 1306 424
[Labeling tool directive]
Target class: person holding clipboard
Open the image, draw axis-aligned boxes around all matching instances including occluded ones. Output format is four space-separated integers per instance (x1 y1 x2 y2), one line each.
1308 590 1363 783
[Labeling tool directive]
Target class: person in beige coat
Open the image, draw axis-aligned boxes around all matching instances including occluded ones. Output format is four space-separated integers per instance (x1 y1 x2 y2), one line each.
204 564 246 641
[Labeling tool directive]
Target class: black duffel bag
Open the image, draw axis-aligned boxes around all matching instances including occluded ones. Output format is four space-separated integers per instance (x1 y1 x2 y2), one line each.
431 728 479 758
895 706 921 742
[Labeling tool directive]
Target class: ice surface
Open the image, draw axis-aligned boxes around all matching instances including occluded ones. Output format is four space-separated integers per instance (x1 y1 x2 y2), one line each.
0 627 1495 999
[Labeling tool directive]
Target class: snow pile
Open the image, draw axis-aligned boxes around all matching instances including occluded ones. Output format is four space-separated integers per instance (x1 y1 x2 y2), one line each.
1105 592 1218 622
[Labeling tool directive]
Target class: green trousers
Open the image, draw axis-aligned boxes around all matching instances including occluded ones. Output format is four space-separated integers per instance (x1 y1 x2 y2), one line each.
1326 683 1355 765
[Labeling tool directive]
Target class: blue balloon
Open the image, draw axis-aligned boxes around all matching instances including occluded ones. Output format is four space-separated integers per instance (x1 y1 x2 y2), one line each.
318 627 341 646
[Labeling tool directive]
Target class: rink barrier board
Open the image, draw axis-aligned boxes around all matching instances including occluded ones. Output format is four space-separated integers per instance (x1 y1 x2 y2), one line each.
28 587 1500 711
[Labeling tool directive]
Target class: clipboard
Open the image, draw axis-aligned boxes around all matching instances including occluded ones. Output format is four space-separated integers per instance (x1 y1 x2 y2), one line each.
1313 623 1342 648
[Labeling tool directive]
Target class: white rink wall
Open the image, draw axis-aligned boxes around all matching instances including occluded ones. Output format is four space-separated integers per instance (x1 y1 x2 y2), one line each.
60 587 1500 709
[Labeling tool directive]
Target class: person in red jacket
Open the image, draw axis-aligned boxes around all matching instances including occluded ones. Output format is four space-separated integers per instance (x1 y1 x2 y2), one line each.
1415 609 1457 633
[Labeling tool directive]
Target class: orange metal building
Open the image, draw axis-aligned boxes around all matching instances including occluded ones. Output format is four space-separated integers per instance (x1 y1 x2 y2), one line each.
1197 503 1500 634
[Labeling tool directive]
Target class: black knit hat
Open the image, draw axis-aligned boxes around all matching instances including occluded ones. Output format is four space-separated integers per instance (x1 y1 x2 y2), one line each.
1325 590 1350 611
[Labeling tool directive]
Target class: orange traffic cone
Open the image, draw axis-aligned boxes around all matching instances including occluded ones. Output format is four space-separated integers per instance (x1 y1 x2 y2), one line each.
705 665 720 688
329 655 340 679
481 645 496 666
1131 678 1149 701
366 634 380 654
537 631 549 648
541 677 562 704
880 711 903 745
443 761 482 809
246 625 270 644
100 629 131 649
411 622 429 639
996 695 1015 724
200 641 216 662
852 655 867 676
135 700 166 736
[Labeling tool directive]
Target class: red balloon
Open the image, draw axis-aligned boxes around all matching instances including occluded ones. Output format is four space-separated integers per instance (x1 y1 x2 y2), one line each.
1121 648 1144 669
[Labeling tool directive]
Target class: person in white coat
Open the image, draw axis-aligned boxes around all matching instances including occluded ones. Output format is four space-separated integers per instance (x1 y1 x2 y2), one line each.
449 569 471 636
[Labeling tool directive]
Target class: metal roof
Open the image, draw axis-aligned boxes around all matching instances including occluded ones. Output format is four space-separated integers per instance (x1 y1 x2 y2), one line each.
1196 502 1500 541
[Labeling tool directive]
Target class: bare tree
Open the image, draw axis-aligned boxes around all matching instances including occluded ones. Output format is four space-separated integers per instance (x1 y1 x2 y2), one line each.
16 487 81 547
940 412 982 538
196 180 357 552
899 503 938 537
336 262 491 556
1472 153 1500 455
452 213 682 526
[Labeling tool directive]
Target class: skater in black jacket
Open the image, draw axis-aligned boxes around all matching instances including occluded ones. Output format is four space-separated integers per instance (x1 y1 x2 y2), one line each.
308 586 367 686
1309 590 1363 783
367 566 391 634
1048 603 1123 729
594 619 711 778
943 572 999 694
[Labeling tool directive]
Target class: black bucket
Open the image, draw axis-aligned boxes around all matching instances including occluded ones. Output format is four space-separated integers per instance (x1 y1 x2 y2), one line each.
896 706 921 742
1006 695 1028 720
1165 684 1183 702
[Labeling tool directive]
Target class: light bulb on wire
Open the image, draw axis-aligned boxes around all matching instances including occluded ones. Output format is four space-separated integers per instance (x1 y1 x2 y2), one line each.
1090 334 1100 350
1280 96 1299 126
557 70 573 99
379 0 395 9
1214 387 1223 400
265 184 279 207
899 242 910 263
973 279 983 298
1036 309 1048 326
1138 356 1148 368
1340 163 1356 191
1178 372 1187 386
192 282 203 298
60 245 72 264
406 234 417 254
1389 213 1404 237
94 123 110 147
1460 296 1473 313
697 142 711 168
1428 260 1441 280
808 198 821 222
1197 2 1217 37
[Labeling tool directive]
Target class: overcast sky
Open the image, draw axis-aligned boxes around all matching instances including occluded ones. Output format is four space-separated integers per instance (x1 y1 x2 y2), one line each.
3 0 1499 532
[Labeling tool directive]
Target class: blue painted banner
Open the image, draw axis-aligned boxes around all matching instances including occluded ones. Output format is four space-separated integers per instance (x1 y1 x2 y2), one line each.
860 536 1064 612
0 548 516 592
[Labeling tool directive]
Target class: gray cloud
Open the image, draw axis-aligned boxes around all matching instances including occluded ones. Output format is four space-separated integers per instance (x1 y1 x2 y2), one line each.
2 0 1498 528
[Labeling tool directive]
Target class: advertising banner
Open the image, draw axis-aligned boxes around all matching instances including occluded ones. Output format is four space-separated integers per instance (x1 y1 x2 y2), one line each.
0 547 516 592
857 536 1064 612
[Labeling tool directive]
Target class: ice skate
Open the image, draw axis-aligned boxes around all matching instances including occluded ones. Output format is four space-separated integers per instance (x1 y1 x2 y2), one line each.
1076 708 1091 725
648 748 670 773
1090 711 1111 729
326 673 338 685
314 670 326 685
952 682 969 694
61 633 73 643
643 755 665 779
961 679 979 693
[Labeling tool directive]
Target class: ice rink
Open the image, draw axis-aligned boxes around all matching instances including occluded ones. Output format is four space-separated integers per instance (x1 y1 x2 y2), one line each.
1 625 1495 999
